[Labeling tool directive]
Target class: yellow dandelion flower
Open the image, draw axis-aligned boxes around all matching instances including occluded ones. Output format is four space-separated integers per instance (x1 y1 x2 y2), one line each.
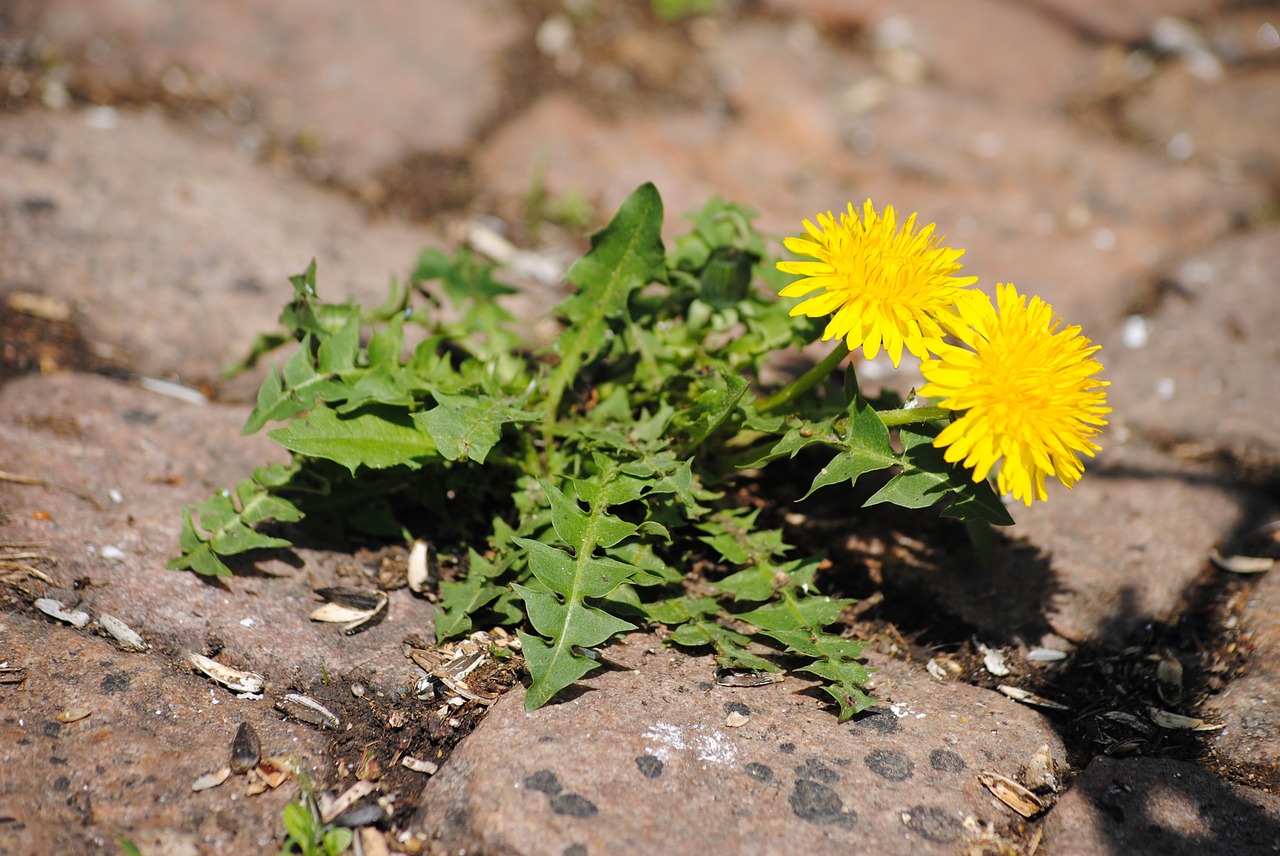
919 284 1111 505
776 200 978 366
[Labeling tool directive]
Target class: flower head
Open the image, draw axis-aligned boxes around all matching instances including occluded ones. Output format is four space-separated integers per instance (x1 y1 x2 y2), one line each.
919 284 1111 505
776 200 978 366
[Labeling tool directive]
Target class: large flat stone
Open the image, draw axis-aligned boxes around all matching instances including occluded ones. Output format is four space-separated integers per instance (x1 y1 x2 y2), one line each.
475 19 1265 335
22 0 520 187
1040 755 1280 854
0 372 448 849
0 109 432 390
415 641 1067 855
1202 566 1280 783
1104 225 1280 471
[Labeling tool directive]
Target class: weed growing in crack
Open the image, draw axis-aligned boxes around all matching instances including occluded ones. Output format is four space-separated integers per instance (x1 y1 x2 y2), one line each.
169 184 1108 720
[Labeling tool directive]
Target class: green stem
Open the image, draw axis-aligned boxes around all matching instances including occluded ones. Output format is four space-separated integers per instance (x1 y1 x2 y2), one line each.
879 405 950 427
755 342 850 415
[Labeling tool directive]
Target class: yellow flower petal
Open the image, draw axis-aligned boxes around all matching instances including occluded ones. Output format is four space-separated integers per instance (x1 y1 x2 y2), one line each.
774 200 978 367
919 283 1110 505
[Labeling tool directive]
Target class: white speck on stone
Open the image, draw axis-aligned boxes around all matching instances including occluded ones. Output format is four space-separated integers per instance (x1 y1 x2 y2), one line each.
240 617 255 628
643 722 738 767
1166 131 1194 161
1122 315 1150 350
915 712 926 719
108 489 124 504
1155 377 1176 401
890 702 913 719
1258 22 1280 51
972 131 1002 159
1091 227 1117 252
101 545 125 561
84 105 118 129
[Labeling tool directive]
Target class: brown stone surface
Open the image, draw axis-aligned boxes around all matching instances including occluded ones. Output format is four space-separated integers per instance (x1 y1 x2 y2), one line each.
1202 566 1280 782
0 109 432 389
1 0 1278 852
0 374 436 850
1041 756 1280 854
18 0 519 187
415 644 1068 855
1104 225 1280 471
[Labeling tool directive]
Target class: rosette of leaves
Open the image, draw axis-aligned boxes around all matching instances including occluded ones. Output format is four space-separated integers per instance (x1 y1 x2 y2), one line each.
171 183 1009 720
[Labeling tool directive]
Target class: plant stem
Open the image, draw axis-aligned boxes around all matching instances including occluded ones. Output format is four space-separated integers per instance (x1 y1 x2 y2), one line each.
755 342 850 415
878 405 950 427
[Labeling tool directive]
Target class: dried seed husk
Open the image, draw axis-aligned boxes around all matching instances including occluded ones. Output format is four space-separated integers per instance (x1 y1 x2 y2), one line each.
714 667 783 687
1156 656 1184 707
1147 706 1224 731
725 710 750 728
56 707 91 723
1020 744 1058 792
189 653 264 695
192 767 231 792
978 642 1010 677
1103 737 1146 757
35 597 90 629
1210 549 1275 574
998 685 1070 711
99 613 148 652
407 539 433 594
333 801 386 829
245 756 292 796
310 588 388 635
314 586 386 610
978 771 1047 818
401 756 439 775
1025 647 1068 663
231 721 261 773
275 693 340 729
320 780 376 824
1099 710 1156 735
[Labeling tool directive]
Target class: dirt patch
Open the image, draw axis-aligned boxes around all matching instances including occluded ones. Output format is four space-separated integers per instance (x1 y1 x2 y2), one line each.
0 290 123 383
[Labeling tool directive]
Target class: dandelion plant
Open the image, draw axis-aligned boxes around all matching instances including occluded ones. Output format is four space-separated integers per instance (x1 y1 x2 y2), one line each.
171 183 1108 719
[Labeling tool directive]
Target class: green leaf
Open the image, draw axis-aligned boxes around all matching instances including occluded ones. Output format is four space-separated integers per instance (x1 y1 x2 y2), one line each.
269 405 437 473
544 183 667 427
280 802 315 851
672 371 749 453
737 596 849 633
540 480 637 553
435 549 515 641
316 310 360 373
321 828 353 856
415 393 535 464
515 583 636 709
804 397 896 498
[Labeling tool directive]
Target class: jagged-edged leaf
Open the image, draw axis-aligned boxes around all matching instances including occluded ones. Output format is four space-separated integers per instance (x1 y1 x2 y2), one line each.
540 480 637 553
643 596 779 672
436 549 515 641
803 396 896 498
415 393 535 464
713 564 778 602
516 539 639 599
269 404 437 473
545 183 667 424
672 371 749 451
515 584 636 709
316 309 360 373
737 595 850 633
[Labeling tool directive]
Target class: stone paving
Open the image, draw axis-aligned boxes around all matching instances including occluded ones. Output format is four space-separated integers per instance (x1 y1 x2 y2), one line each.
1 1 1279 854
